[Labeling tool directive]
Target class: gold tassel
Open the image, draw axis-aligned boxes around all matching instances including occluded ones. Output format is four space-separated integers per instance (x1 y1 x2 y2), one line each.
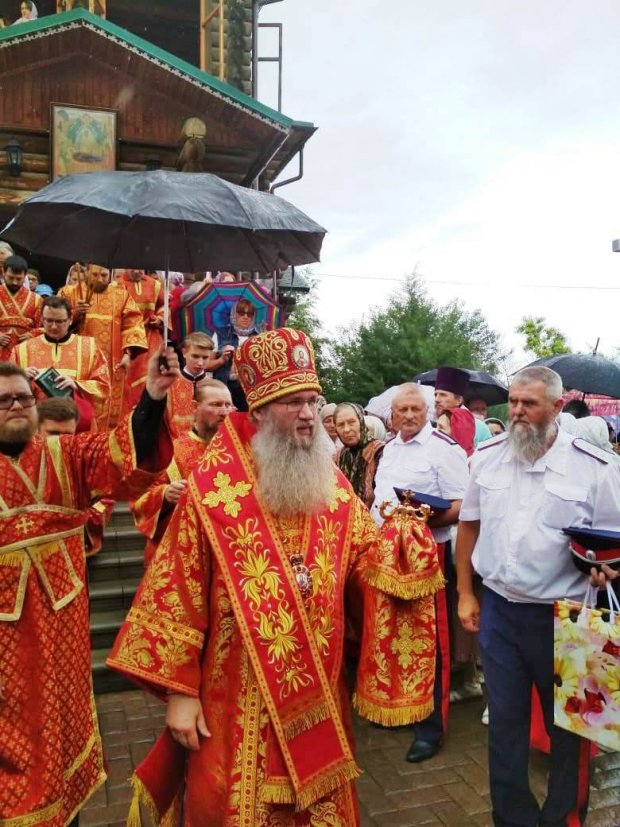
352 692 434 727
126 788 142 827
281 701 330 740
365 567 445 600
126 774 162 827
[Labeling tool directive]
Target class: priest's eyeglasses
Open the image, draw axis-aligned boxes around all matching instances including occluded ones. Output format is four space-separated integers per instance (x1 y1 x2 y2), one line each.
0 394 36 410
272 397 319 413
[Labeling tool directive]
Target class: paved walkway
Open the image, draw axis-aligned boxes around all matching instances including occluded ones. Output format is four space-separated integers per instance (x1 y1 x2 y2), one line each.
83 691 620 826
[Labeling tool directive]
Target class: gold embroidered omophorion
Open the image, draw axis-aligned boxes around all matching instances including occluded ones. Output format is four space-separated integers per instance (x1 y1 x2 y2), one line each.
108 412 384 826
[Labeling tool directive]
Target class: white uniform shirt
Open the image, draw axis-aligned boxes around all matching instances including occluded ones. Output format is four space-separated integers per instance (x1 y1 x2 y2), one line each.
460 428 620 604
371 421 469 542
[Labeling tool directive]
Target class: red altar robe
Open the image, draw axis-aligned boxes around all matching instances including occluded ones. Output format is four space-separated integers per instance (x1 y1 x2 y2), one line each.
130 429 208 565
13 333 110 419
110 413 382 826
0 284 42 360
67 284 147 430
120 275 166 410
0 413 172 827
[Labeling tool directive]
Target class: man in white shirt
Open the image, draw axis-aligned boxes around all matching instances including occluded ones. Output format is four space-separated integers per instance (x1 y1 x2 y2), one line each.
456 366 620 827
371 383 469 762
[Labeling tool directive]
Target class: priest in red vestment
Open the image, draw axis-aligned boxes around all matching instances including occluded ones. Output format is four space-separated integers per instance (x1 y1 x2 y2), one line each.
0 255 42 361
13 296 110 430
118 270 166 410
109 328 441 826
68 266 147 430
131 378 233 565
0 347 180 827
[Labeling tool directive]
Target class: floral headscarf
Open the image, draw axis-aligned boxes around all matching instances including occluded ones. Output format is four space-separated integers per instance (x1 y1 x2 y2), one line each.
335 403 384 507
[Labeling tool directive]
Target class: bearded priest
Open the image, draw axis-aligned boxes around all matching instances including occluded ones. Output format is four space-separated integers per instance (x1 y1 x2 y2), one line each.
109 328 406 826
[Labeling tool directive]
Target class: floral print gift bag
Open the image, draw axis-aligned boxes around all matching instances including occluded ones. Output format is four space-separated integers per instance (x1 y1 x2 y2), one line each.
554 584 620 752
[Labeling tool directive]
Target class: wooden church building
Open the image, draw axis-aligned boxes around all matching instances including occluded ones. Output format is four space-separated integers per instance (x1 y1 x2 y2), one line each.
0 2 315 227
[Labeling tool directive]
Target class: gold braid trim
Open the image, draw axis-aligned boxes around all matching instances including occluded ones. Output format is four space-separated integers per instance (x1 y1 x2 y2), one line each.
281 701 330 741
0 802 62 827
352 693 435 727
364 567 446 600
63 731 99 781
126 607 205 649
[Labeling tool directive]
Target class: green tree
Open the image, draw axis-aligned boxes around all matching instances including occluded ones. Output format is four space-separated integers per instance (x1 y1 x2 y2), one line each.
320 275 503 404
516 316 571 358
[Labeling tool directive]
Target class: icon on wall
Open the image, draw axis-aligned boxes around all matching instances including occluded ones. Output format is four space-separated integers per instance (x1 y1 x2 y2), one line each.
50 103 117 180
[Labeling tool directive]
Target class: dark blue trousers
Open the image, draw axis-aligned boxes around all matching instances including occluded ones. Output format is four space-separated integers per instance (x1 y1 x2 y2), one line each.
412 542 452 745
479 587 590 827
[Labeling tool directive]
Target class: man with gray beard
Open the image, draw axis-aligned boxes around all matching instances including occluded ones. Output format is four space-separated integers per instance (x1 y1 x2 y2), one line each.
456 366 620 827
109 328 396 826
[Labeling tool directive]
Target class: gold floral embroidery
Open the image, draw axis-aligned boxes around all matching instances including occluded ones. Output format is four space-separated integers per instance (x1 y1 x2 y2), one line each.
197 436 233 473
224 518 313 700
327 481 350 514
203 472 252 517
306 516 338 655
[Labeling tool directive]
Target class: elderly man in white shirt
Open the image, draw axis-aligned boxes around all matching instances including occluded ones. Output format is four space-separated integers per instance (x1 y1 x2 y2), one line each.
371 382 469 763
456 366 620 827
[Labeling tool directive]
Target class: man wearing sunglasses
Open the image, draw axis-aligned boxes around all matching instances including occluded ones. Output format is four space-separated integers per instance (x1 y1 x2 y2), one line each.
0 348 180 827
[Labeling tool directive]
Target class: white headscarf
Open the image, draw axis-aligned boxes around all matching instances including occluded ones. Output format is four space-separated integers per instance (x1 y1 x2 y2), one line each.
14 1 38 23
560 413 614 454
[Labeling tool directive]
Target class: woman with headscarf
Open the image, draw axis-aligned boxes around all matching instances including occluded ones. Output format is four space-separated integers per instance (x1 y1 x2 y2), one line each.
213 299 261 411
484 417 506 437
334 402 384 508
436 407 475 457
13 0 37 23
319 402 340 455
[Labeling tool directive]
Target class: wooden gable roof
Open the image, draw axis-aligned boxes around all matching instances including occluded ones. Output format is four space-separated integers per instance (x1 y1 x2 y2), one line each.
0 8 315 202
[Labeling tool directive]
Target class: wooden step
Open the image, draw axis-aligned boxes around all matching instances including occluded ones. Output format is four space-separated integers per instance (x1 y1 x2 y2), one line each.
88 548 145 582
90 607 128 649
88 576 141 613
107 501 138 529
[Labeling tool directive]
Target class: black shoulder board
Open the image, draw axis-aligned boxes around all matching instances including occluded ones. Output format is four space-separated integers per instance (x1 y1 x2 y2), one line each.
572 438 611 465
477 432 509 451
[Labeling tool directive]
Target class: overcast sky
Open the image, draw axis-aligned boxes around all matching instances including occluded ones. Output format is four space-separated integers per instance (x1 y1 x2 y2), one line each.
258 0 620 369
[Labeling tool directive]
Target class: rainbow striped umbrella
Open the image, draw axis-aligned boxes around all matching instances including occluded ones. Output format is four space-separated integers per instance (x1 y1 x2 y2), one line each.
177 281 282 340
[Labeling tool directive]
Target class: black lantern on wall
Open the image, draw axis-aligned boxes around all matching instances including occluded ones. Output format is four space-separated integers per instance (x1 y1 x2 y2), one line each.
5 140 23 177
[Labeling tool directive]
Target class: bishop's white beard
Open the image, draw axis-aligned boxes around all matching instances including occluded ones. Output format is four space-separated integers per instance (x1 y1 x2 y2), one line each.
252 410 335 517
508 417 557 464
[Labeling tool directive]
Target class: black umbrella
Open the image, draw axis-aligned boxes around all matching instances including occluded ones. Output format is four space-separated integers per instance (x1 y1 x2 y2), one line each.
523 354 620 397
0 170 326 273
413 368 508 406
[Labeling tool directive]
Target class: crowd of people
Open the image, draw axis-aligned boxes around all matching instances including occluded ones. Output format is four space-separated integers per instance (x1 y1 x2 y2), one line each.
0 251 619 827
